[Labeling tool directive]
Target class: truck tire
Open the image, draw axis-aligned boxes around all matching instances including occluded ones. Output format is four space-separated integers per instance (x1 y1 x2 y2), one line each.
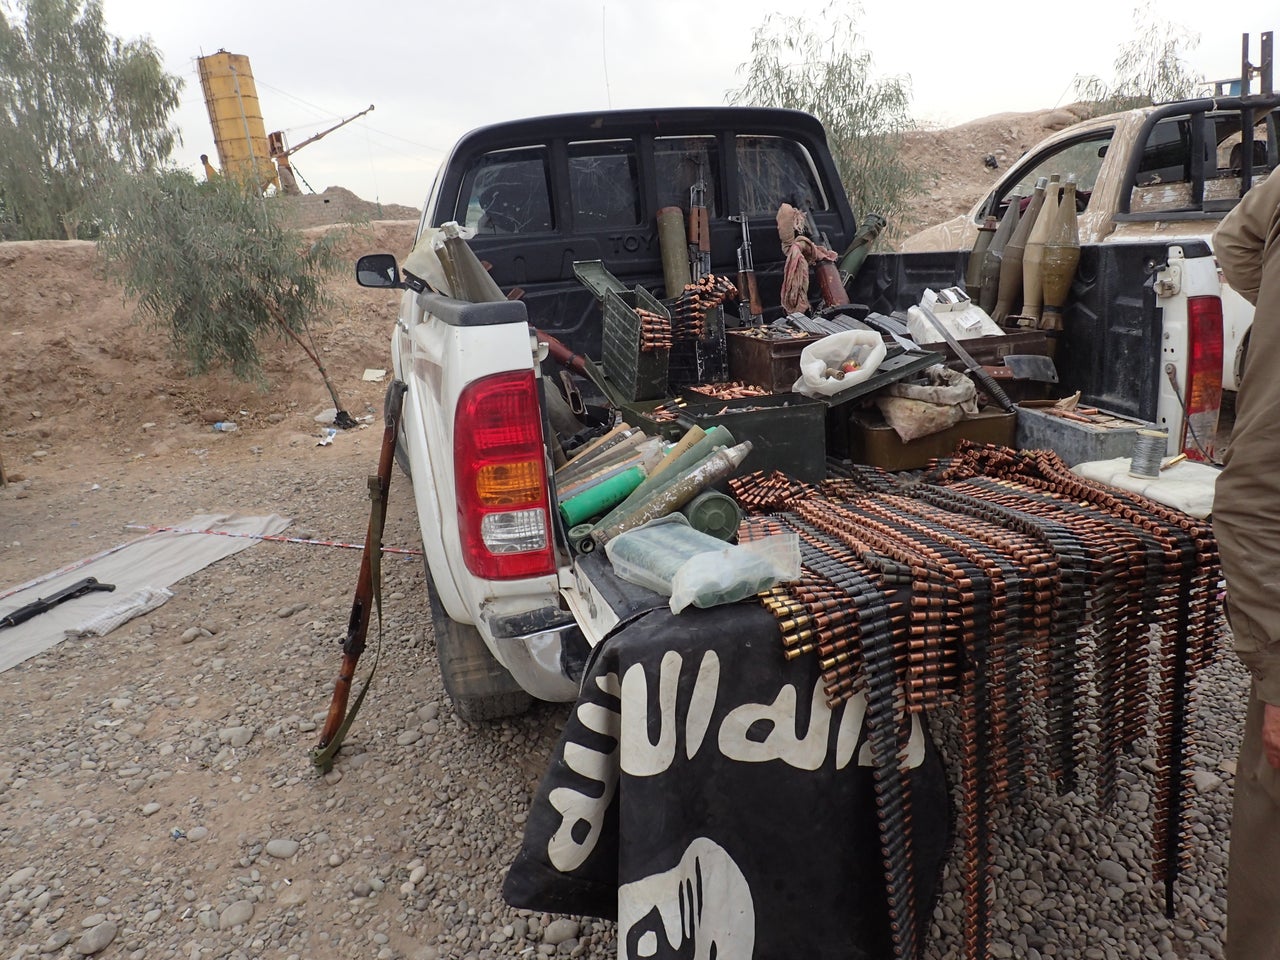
425 563 533 722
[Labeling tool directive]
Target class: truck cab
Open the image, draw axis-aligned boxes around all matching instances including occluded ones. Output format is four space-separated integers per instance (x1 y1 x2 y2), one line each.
414 107 855 356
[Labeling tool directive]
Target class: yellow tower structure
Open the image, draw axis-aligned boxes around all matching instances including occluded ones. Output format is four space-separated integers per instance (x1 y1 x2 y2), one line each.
196 51 279 192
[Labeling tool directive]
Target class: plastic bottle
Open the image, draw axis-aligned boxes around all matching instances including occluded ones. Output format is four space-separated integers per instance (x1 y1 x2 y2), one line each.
212 421 239 432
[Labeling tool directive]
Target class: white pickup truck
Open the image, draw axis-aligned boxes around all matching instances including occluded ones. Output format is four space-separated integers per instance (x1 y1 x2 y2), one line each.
903 90 1280 392
357 107 1229 721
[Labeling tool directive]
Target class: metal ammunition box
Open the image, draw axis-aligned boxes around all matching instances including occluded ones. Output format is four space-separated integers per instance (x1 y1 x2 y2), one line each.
830 408 1017 470
725 329 824 393
1014 404 1152 466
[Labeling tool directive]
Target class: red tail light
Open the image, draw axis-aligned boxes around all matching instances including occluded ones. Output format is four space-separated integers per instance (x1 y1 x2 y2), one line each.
454 371 555 579
1182 295 1223 461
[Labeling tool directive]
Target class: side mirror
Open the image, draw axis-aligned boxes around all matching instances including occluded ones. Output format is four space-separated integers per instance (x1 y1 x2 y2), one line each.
355 253 403 288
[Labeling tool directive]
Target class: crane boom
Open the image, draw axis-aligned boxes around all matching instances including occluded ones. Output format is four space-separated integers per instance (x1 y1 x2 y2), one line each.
270 104 375 160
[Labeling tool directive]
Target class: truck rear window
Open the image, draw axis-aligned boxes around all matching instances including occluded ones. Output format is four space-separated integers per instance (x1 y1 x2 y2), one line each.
654 136 719 217
737 135 826 215
460 146 554 235
1130 112 1278 213
569 139 641 228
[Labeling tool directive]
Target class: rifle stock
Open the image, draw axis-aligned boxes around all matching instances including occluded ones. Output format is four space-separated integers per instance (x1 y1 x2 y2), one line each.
533 328 589 376
312 379 407 770
688 173 711 282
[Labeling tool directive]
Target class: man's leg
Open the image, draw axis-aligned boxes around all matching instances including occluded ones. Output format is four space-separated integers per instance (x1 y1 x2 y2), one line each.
1227 683 1280 959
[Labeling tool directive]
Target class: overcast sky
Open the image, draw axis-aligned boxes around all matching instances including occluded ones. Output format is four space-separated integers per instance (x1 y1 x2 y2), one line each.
99 0 1274 210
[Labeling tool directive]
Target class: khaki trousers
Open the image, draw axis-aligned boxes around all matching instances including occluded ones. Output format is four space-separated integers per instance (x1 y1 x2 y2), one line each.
1227 683 1280 959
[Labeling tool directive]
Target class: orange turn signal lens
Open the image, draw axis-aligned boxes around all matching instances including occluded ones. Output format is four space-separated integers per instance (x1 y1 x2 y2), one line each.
475 460 543 506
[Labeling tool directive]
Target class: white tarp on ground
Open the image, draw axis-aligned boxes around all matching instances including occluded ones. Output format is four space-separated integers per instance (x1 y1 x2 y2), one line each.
0 513 290 674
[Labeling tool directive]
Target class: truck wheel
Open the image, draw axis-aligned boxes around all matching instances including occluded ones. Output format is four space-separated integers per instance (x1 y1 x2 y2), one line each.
425 564 533 722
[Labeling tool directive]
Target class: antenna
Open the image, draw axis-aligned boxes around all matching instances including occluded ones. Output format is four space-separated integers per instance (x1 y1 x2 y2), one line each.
601 5 613 108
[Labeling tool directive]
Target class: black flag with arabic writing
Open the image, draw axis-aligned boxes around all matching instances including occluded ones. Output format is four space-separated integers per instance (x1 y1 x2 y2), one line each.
504 603 951 959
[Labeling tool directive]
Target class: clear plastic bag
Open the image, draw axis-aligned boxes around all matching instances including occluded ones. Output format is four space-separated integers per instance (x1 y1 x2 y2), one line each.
604 514 800 614
791 330 888 397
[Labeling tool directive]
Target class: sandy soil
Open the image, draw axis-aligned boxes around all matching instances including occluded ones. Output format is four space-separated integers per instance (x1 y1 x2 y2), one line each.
894 103 1097 238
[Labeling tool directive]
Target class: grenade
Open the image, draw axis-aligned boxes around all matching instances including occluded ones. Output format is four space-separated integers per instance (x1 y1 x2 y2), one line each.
1040 175 1081 332
978 199 1019 315
1021 174 1061 326
965 216 998 295
994 177 1047 323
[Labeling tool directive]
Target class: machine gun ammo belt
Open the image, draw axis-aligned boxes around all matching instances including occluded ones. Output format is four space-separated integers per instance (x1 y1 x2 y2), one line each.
736 443 1222 960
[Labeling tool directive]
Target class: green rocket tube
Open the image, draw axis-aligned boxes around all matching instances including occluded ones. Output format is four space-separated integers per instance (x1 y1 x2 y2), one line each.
559 465 646 528
593 441 753 546
595 425 736 533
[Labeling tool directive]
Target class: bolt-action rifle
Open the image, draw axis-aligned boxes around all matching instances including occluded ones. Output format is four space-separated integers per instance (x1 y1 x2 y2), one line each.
312 379 407 772
729 213 763 326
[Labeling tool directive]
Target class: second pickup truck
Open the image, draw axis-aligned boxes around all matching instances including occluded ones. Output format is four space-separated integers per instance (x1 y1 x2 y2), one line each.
903 88 1280 392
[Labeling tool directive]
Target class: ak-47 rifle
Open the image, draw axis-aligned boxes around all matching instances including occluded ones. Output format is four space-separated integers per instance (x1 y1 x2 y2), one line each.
687 162 711 283
729 213 763 326
312 378 408 773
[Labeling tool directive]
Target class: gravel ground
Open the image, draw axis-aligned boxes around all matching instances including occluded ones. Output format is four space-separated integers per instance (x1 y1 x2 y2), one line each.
925 640 1242 960
0 426 1242 960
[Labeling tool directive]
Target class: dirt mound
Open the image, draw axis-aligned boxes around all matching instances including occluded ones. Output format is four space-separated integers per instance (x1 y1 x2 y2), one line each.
894 104 1096 240
0 220 416 482
276 186 420 230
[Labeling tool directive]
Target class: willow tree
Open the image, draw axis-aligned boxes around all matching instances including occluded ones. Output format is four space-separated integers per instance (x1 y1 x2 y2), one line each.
93 169 356 426
1073 2 1204 113
729 2 917 236
0 0 182 239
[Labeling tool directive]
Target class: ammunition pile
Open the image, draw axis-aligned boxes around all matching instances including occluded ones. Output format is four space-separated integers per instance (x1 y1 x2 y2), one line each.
644 397 690 424
729 469 820 513
735 443 1221 960
670 274 737 339
734 324 818 340
633 306 672 352
685 381 770 401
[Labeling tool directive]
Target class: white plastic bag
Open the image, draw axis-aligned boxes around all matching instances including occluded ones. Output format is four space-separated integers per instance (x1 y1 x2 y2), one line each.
791 330 887 398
